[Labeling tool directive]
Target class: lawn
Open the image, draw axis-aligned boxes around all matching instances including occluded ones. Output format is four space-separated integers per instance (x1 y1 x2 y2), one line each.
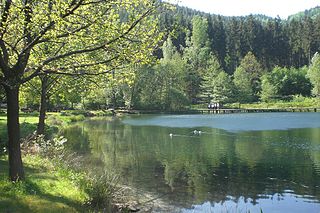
0 155 88 213
0 112 92 212
0 112 87 145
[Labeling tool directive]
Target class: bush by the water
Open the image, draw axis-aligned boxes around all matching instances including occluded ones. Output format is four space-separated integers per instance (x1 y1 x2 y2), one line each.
69 114 86 122
83 171 126 211
17 133 127 212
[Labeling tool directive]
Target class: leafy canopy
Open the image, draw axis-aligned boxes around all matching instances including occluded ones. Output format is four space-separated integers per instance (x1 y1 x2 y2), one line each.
0 0 163 87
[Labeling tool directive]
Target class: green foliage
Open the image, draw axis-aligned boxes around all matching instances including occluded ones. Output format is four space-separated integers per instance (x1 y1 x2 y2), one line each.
0 155 88 212
233 67 253 103
226 97 320 109
288 6 320 20
84 171 123 211
307 52 320 97
269 66 312 98
0 121 38 154
131 37 189 111
190 16 210 49
199 55 233 103
184 16 211 103
162 37 177 60
10 4 320 112
0 0 164 94
237 52 264 99
69 115 86 123
20 78 41 110
238 52 263 76
212 71 233 103
161 4 320 72
260 74 278 102
259 66 312 103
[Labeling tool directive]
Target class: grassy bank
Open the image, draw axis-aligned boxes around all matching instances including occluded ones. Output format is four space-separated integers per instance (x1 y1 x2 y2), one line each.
226 97 320 109
0 155 88 212
0 110 113 150
189 97 320 110
0 110 124 212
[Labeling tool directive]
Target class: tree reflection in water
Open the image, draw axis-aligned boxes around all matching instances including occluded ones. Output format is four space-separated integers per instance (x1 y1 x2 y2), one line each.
62 114 320 212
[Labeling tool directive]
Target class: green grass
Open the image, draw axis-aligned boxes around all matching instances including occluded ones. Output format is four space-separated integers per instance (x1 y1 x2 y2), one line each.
0 155 88 213
0 112 82 125
0 110 117 212
190 97 320 110
0 110 114 154
226 98 320 109
0 112 88 148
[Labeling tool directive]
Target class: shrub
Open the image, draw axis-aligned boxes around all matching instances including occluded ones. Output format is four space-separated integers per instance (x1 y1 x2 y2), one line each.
69 114 86 122
21 134 67 158
46 115 64 126
84 171 126 211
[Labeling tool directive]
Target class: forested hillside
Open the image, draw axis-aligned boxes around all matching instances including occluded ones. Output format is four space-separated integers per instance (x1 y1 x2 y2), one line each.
9 4 320 111
121 5 320 109
160 5 320 73
288 6 320 20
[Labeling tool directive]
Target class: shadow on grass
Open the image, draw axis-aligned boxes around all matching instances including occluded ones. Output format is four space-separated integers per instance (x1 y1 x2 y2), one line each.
0 190 86 213
0 158 42 177
0 198 33 213
0 159 86 213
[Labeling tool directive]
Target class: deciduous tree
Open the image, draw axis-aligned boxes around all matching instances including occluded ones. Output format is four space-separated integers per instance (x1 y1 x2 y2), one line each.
0 0 162 181
307 52 320 97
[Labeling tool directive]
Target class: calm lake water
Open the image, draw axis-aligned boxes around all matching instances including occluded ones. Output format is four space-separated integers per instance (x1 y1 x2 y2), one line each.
63 112 320 212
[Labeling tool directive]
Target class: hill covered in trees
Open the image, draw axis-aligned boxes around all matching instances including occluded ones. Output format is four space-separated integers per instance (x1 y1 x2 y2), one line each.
120 4 320 109
12 4 320 112
288 6 320 20
160 5 320 73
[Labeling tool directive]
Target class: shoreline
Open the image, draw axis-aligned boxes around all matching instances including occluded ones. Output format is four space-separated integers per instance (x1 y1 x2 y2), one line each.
115 107 320 115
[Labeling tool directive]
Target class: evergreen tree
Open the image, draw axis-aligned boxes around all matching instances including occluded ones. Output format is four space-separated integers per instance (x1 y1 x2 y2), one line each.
199 55 223 103
224 17 241 74
211 71 233 104
209 15 227 70
184 16 211 103
301 16 314 64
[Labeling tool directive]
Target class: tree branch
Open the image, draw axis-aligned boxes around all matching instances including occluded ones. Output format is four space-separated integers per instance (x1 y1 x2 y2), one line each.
43 64 129 76
18 0 86 59
40 7 154 67
37 23 92 44
0 41 9 74
0 0 12 73
20 1 156 83
25 80 41 95
56 55 120 70
0 0 12 39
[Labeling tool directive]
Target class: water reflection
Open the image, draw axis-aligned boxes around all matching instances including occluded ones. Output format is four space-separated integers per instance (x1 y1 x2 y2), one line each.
62 114 320 212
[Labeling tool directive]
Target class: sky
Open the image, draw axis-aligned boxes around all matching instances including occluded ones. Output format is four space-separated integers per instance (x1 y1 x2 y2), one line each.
165 0 320 19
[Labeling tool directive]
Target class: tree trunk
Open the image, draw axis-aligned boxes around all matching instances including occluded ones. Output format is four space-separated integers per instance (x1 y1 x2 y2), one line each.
37 76 48 135
5 86 24 181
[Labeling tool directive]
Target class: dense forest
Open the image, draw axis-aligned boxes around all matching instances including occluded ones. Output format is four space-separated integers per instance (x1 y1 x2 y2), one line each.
2 4 320 112
128 5 320 109
162 6 320 71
